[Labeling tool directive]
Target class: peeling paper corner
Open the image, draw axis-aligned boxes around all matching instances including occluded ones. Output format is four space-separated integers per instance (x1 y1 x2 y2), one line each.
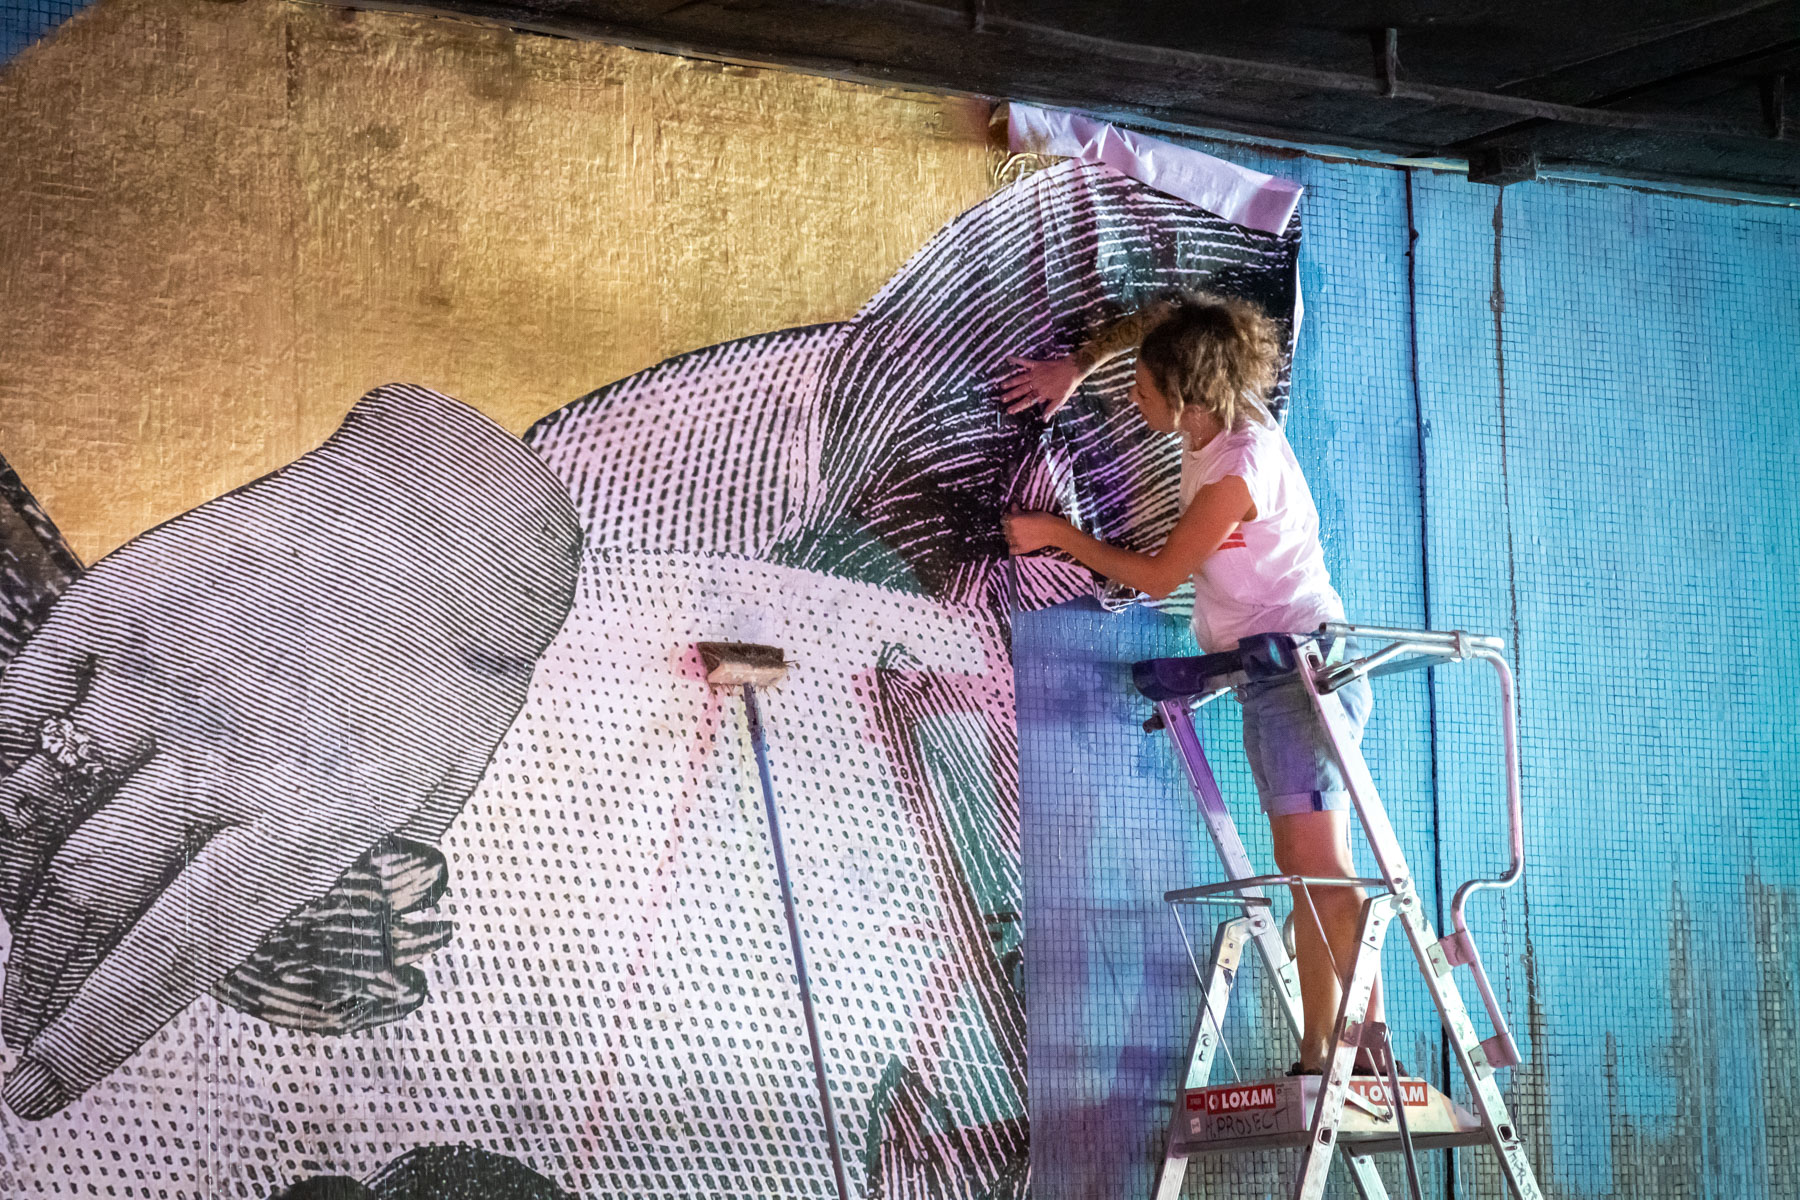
1005 103 1303 237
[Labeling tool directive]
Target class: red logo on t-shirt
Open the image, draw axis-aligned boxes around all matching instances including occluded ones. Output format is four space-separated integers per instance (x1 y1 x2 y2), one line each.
1218 530 1248 550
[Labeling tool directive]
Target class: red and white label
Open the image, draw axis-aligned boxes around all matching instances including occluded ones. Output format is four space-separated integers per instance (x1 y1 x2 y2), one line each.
1349 1079 1429 1107
1189 1084 1279 1113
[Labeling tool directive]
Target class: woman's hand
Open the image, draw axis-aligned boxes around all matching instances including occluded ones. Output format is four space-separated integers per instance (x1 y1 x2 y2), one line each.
1000 356 1085 418
1003 512 1073 555
0 385 583 1119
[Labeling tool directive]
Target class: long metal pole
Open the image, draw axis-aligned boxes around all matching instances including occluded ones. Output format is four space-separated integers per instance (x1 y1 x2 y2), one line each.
742 682 852 1200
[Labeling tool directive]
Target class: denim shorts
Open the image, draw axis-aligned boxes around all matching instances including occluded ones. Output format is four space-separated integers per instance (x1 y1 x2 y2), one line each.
1236 673 1374 818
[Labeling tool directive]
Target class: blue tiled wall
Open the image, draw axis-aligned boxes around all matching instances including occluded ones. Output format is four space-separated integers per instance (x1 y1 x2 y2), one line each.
0 0 86 64
1017 159 1800 1198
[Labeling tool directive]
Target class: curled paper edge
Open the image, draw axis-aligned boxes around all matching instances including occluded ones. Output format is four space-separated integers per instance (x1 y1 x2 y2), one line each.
1005 102 1304 237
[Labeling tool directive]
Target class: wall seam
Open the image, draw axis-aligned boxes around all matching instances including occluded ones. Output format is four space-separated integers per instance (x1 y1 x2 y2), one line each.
1489 187 1551 1187
1402 167 1456 1200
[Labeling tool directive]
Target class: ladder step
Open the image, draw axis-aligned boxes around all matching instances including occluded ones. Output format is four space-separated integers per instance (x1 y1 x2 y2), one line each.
1171 1075 1483 1157
1176 1127 1493 1157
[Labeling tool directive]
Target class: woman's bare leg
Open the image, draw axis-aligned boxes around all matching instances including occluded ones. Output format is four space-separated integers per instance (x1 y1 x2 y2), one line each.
1269 809 1384 1070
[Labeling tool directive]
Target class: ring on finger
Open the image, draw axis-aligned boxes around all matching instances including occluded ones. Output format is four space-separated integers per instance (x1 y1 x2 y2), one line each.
39 716 107 783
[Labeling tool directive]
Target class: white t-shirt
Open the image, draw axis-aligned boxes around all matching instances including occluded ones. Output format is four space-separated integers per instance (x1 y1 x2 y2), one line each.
1178 419 1345 653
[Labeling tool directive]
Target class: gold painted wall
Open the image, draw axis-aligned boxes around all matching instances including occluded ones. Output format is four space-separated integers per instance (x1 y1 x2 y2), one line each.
0 0 994 562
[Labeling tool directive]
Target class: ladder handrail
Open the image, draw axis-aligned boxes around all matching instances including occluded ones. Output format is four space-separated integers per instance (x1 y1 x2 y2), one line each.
1317 626 1529 1069
1444 646 1526 1068
1452 648 1526 929
1314 624 1528 926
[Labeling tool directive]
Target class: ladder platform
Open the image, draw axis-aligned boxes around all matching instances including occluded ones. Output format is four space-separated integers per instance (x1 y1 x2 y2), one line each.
1171 1075 1484 1157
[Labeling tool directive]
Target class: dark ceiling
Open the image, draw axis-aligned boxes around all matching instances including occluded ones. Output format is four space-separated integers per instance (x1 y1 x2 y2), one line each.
360 0 1800 193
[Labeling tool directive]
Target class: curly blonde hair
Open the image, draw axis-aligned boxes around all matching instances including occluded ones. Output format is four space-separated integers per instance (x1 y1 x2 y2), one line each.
1137 291 1282 433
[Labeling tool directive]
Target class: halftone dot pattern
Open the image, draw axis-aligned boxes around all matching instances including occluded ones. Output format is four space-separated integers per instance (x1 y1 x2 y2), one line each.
0 0 87 64
0 553 1021 1198
1016 143 1800 1200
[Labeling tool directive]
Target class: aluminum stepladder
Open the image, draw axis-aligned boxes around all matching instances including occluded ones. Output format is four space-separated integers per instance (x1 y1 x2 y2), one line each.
1138 623 1544 1200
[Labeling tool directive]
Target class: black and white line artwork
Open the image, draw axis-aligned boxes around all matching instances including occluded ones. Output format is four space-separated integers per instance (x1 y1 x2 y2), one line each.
0 148 1300 1199
0 389 583 1120
268 1145 574 1200
0 460 82 674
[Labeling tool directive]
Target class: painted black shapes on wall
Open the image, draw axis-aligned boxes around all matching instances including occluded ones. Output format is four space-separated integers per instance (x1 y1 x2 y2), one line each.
0 458 82 673
269 1145 573 1200
0 386 581 1117
214 834 454 1034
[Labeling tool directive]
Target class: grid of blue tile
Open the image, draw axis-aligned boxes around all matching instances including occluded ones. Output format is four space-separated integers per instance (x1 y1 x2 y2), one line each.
1017 156 1800 1199
0 0 88 65
1426 177 1800 1200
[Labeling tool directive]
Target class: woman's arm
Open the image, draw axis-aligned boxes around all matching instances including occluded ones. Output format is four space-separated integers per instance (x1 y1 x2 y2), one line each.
1004 474 1253 600
1001 298 1178 417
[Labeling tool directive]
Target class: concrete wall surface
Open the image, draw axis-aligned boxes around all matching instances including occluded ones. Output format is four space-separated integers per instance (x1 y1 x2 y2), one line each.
0 0 992 562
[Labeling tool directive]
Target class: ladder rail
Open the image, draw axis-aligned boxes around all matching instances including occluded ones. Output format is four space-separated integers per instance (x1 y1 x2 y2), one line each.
1448 647 1526 917
1291 895 1396 1200
1443 647 1527 1068
1155 697 1393 1200
1315 624 1527 918
1295 647 1545 1200
1319 627 1530 1069
1157 698 1307 1040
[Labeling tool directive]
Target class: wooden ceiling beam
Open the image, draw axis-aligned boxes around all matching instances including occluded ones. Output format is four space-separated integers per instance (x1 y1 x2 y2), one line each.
339 0 1800 194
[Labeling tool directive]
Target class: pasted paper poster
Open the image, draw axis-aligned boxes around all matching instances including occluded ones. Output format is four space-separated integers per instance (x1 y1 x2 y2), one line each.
0 143 1300 1197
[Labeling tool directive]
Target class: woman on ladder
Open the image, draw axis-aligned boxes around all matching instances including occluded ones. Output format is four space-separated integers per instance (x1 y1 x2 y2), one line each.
1000 291 1384 1076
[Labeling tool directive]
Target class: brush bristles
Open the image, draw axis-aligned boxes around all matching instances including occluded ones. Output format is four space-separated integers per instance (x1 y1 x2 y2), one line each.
698 641 789 688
